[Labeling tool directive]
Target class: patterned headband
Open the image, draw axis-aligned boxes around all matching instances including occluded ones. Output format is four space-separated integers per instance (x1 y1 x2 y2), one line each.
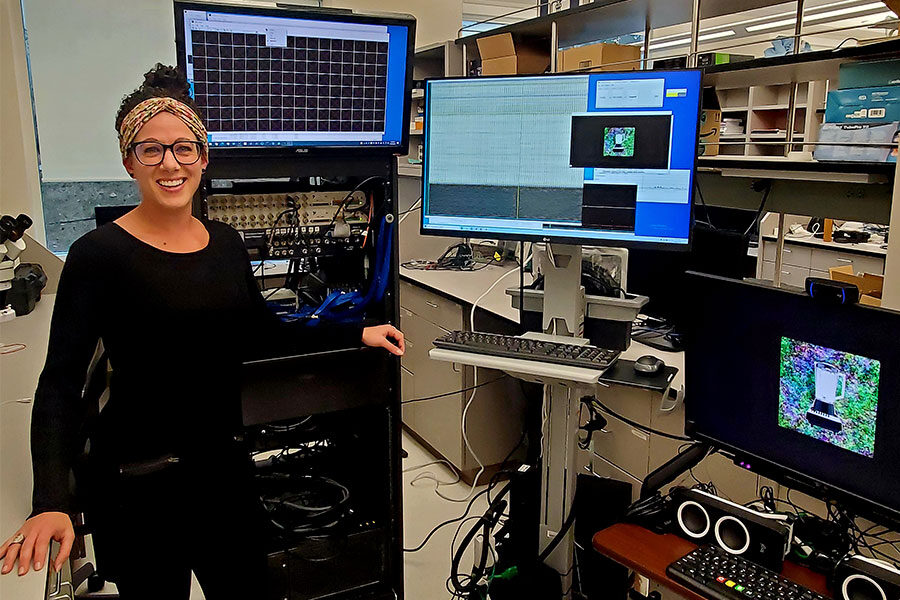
118 97 208 160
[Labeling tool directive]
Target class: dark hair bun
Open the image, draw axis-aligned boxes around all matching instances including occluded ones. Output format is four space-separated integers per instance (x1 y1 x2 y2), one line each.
141 63 190 96
115 63 204 132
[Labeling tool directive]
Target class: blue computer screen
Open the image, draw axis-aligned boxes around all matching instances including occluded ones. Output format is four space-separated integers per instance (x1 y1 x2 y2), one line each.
180 9 409 148
422 71 701 248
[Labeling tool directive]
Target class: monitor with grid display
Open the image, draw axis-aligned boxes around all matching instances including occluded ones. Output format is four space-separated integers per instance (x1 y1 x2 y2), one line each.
177 5 411 149
190 32 388 134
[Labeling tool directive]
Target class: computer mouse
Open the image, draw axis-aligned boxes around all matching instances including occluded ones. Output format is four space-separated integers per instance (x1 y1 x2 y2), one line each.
634 355 664 375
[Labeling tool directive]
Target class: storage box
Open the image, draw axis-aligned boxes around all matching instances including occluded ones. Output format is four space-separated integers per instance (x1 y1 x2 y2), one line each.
505 287 648 351
839 59 900 89
696 52 754 67
652 56 687 69
556 42 640 73
814 121 899 163
476 33 549 76
825 86 900 123
829 264 883 307
651 52 753 70
698 109 722 156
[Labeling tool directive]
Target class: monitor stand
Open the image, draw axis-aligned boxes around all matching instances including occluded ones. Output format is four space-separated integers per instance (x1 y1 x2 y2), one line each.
428 243 597 598
540 243 586 337
535 243 590 591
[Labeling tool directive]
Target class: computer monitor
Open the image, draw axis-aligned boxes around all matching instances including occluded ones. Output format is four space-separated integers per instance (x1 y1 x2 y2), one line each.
628 206 758 325
685 272 900 527
174 2 415 155
420 70 702 249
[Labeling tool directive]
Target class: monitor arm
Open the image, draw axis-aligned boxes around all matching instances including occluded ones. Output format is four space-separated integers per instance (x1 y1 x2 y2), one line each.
640 441 712 500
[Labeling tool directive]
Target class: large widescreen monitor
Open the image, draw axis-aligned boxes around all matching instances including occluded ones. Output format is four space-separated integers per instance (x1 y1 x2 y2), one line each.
420 70 702 249
685 272 900 526
174 2 414 154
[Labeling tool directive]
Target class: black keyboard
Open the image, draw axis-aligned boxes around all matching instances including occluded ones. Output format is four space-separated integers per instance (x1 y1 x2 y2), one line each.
432 331 619 370
667 546 827 600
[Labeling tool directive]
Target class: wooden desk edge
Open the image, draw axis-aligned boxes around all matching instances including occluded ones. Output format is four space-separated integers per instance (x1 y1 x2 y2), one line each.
593 523 708 600
593 523 833 599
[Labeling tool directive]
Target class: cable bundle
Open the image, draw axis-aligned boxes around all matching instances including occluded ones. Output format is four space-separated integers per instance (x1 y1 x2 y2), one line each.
259 474 351 536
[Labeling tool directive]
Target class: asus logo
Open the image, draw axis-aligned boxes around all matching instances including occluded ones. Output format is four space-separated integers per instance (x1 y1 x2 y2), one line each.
295 148 309 154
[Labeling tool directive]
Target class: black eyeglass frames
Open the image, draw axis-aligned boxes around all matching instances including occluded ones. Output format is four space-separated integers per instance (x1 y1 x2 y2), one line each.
130 140 205 166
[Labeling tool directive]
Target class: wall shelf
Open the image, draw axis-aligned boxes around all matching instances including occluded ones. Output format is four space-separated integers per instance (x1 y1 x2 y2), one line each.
698 156 895 180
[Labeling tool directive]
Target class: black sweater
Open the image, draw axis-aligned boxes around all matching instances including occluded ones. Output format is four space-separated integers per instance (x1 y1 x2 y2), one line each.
31 220 362 515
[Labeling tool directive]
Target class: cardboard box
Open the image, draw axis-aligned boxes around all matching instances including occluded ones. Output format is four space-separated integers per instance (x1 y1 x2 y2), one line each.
825 85 900 123
477 33 549 76
556 42 640 73
698 109 721 156
829 264 884 306
839 59 900 89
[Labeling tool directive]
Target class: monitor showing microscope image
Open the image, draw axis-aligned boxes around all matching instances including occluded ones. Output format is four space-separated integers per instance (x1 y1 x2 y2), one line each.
778 336 880 458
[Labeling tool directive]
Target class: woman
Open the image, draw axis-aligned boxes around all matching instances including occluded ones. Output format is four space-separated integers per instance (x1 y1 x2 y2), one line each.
0 64 404 598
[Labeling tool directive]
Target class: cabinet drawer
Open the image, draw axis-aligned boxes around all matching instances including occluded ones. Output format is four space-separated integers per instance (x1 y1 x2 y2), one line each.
400 280 464 332
403 311 449 369
761 261 809 288
591 416 650 480
415 394 464 466
762 242 812 269
810 248 884 275
401 366 416 427
590 454 641 502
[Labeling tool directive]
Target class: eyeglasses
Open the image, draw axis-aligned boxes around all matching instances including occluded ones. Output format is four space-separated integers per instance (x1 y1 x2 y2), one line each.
130 141 205 166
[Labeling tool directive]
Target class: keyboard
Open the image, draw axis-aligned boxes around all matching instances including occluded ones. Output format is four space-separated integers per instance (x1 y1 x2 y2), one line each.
432 331 619 370
667 546 827 600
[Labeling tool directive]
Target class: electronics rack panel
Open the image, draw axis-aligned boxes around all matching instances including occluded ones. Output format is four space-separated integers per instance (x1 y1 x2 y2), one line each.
197 158 403 600
243 406 394 600
205 190 371 258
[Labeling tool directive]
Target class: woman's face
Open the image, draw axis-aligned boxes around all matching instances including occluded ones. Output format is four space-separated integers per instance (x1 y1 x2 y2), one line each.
122 111 208 212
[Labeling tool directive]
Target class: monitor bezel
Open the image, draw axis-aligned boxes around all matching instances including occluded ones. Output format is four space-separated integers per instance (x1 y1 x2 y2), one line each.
419 70 703 252
684 272 900 530
173 1 415 159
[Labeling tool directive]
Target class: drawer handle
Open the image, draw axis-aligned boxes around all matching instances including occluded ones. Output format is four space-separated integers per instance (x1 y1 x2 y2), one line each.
425 301 439 309
836 258 852 264
784 248 792 253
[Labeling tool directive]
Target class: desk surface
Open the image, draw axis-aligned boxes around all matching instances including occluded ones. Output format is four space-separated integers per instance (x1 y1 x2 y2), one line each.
1 295 55 598
400 265 686 388
763 234 887 257
593 523 832 600
400 263 532 323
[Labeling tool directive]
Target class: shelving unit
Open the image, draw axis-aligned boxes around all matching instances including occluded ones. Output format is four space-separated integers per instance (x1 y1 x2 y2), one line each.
713 80 826 157
396 41 463 177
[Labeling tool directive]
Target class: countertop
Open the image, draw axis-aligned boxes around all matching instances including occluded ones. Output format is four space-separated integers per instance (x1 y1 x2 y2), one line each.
1 295 55 599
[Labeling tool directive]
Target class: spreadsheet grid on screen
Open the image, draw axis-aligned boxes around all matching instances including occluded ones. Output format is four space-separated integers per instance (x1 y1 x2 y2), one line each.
179 9 409 147
190 32 388 134
422 71 701 247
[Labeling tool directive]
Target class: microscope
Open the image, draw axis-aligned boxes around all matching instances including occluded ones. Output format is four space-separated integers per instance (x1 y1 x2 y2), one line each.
1 213 46 318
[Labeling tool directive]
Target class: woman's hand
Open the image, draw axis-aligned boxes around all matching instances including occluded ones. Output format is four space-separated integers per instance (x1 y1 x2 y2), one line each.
0 512 74 576
362 324 405 356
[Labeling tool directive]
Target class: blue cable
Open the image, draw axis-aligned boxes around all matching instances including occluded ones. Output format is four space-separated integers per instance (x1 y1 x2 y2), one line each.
279 216 393 325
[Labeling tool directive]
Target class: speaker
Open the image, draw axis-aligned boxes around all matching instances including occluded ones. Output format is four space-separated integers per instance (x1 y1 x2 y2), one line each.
670 488 793 571
833 555 900 600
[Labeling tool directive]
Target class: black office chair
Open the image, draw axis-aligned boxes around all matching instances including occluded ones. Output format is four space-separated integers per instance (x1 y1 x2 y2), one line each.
70 344 120 598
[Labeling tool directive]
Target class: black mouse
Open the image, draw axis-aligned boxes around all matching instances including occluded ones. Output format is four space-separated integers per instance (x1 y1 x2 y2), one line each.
634 355 664 375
